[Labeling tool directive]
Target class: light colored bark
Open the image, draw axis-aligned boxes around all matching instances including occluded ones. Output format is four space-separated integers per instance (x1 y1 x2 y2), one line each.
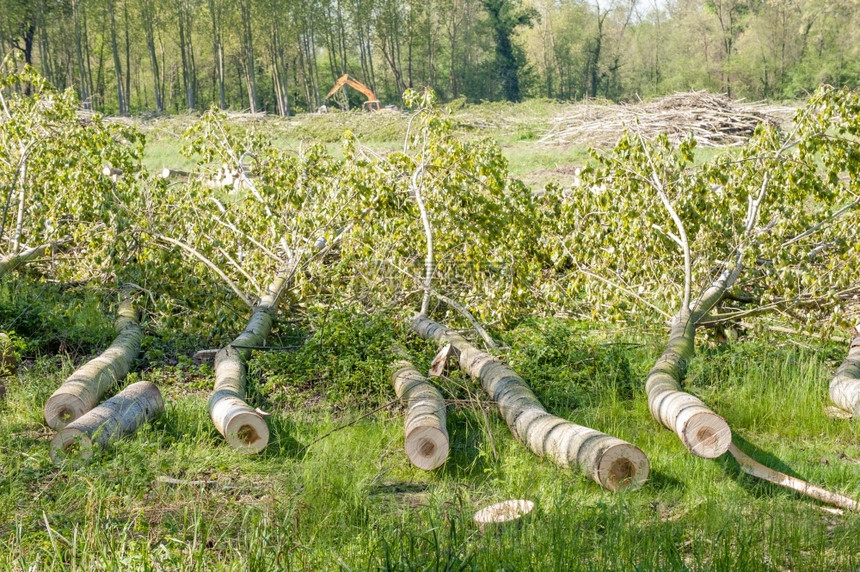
0 243 49 278
644 167 767 459
412 316 650 491
209 272 290 453
830 328 860 415
645 312 732 458
44 300 142 430
729 443 860 512
391 359 449 470
50 380 163 463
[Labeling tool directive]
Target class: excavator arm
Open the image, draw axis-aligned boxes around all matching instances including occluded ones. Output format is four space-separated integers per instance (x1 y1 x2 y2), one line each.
325 74 381 111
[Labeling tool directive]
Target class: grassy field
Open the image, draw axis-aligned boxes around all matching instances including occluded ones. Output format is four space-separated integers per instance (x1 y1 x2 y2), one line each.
3 101 859 571
138 99 587 192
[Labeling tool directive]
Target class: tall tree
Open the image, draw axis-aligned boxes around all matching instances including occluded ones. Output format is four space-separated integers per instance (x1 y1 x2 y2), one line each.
480 0 536 101
139 0 162 112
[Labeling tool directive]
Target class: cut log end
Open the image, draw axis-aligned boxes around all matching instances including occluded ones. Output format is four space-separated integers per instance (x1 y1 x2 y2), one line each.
596 443 650 491
405 425 449 470
224 411 270 454
44 393 88 430
681 411 732 458
50 428 93 463
474 499 534 532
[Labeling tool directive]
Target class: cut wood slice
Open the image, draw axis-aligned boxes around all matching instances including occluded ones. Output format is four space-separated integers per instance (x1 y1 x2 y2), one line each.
50 380 164 464
44 299 142 430
391 360 449 470
474 499 534 532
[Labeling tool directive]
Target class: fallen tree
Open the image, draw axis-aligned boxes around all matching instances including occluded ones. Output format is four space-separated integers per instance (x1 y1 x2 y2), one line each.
549 87 860 508
412 316 650 491
44 299 142 430
390 355 449 470
209 272 291 453
50 380 164 463
830 327 860 416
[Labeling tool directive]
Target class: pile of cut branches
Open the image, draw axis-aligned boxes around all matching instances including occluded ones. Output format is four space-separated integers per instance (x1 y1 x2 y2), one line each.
540 91 795 148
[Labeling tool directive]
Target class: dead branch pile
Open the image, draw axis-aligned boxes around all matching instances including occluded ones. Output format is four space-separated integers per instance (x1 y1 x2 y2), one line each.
540 91 796 148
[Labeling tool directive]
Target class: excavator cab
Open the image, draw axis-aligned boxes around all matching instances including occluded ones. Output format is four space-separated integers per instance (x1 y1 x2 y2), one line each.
362 100 381 112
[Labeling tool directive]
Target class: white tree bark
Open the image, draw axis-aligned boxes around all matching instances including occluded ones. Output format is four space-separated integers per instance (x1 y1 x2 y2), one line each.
0 243 50 278
44 300 142 430
209 272 291 453
50 380 163 463
412 316 650 491
391 359 449 470
646 311 732 458
830 328 860 415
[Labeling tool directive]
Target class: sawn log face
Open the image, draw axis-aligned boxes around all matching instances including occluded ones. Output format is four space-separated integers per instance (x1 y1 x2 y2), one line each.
645 313 731 458
208 307 274 453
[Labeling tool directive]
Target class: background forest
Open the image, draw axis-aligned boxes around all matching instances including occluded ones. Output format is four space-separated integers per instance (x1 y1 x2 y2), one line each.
2 0 858 115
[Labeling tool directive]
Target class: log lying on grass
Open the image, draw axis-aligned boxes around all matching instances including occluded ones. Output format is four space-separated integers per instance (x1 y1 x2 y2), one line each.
209 273 290 453
646 311 732 458
44 300 143 430
50 381 163 463
829 327 860 416
412 316 650 491
391 358 449 470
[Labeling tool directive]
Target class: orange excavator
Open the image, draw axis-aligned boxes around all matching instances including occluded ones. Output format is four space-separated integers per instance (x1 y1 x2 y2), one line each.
325 74 381 111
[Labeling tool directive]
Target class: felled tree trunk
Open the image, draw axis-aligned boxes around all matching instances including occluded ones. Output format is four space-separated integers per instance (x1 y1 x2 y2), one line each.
50 380 164 463
209 272 289 453
44 300 142 430
646 311 732 458
391 358 449 470
830 328 860 416
0 243 50 278
412 316 650 491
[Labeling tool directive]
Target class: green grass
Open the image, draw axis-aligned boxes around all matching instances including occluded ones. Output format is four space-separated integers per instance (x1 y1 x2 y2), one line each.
2 296 860 570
